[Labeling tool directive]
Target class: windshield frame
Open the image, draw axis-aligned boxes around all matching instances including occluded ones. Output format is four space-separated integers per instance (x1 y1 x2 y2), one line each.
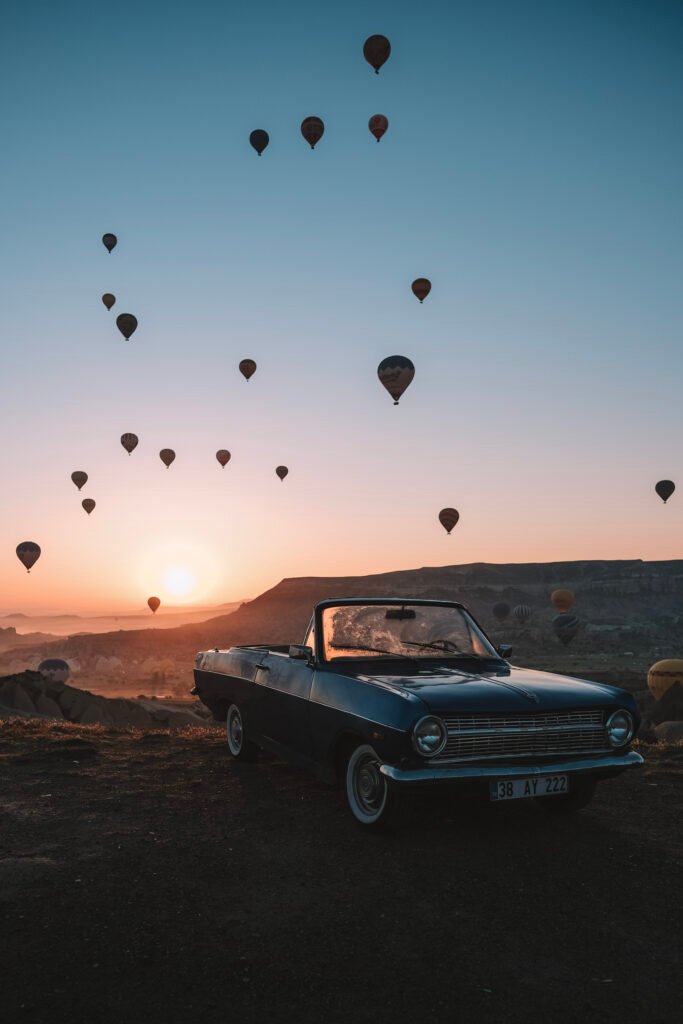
314 599 505 667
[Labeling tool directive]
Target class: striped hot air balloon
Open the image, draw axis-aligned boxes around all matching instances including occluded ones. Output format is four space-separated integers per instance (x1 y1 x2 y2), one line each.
513 604 532 624
553 613 580 646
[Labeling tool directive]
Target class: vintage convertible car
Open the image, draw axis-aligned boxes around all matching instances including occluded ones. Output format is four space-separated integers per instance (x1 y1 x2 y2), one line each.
193 598 643 828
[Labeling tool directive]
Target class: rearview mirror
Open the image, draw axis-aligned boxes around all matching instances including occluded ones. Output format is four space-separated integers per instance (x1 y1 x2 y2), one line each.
385 608 416 620
289 644 313 662
497 644 513 660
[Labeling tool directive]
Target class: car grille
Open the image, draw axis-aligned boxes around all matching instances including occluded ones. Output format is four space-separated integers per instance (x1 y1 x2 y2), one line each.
433 710 609 763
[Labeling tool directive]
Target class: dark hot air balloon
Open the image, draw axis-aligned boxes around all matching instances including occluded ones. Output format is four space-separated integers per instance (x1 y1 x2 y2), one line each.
363 34 391 74
16 541 41 573
301 116 324 149
411 278 431 303
102 293 115 311
160 449 176 468
553 613 580 646
239 359 257 381
655 480 675 503
82 498 96 515
71 471 88 491
368 114 388 142
116 313 138 339
513 604 532 624
102 233 117 253
438 508 459 534
492 601 511 624
249 129 269 155
377 355 415 405
216 449 231 468
551 589 575 613
276 465 289 482
121 433 139 455
148 596 161 614
39 658 71 684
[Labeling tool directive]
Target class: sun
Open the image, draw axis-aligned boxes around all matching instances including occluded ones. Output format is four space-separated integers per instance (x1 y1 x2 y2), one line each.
163 565 198 600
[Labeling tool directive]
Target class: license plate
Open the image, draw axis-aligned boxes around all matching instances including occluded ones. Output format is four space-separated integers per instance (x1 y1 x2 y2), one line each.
490 775 569 801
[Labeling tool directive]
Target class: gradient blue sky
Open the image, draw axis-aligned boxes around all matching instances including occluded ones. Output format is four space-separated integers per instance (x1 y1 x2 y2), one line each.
1 0 682 612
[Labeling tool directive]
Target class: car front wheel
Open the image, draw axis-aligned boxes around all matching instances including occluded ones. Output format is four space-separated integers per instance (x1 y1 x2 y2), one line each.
345 744 402 829
536 778 597 814
226 704 258 762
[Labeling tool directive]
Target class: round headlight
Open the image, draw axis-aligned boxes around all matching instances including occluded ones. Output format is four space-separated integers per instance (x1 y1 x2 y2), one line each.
412 716 447 757
606 710 634 748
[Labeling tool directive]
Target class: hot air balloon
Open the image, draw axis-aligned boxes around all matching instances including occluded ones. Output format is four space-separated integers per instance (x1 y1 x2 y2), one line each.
39 658 71 684
655 480 675 504
553 613 579 646
116 313 138 340
438 508 459 535
551 589 575 613
250 129 269 155
120 433 139 455
82 498 96 515
513 604 532 624
411 278 431 303
160 449 176 469
102 233 117 253
368 114 388 142
216 450 231 468
71 471 88 491
102 293 116 311
377 355 415 405
148 596 161 615
276 466 289 482
363 34 391 74
647 659 683 701
16 541 41 573
239 359 257 381
492 601 510 624
301 116 324 149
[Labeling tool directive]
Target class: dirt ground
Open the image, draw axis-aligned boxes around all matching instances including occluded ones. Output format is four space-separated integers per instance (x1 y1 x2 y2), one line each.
1 721 681 1024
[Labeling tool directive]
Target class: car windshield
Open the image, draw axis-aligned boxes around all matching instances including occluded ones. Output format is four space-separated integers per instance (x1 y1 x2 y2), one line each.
321 604 499 662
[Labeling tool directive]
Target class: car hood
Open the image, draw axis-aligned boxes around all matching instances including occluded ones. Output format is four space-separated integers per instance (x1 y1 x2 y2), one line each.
351 664 630 714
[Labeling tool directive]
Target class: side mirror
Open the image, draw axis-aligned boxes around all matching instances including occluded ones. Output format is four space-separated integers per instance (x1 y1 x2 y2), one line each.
497 644 513 660
289 644 313 663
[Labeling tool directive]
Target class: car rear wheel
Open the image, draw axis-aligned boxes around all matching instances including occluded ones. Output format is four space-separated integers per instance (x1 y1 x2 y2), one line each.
226 704 258 762
536 778 597 814
345 744 401 829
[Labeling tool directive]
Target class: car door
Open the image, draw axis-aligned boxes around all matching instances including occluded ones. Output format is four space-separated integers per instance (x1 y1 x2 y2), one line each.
256 650 315 758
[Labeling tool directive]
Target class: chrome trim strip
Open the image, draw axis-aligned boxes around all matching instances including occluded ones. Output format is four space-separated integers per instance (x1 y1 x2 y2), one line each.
379 751 644 783
429 746 612 765
445 723 604 736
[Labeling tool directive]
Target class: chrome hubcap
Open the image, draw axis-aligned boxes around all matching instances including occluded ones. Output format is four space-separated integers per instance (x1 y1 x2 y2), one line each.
354 755 385 814
228 710 243 752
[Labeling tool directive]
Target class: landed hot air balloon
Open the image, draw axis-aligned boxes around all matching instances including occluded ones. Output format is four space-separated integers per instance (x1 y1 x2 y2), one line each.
492 601 511 624
216 450 231 468
551 589 575 614
116 313 138 340
71 471 88 491
301 116 324 149
39 658 71 684
368 114 388 142
249 129 269 155
411 278 431 303
553 613 579 646
102 233 117 253
513 604 532 624
377 355 415 405
647 659 683 701
121 433 139 455
16 541 41 573
148 596 161 615
239 359 257 381
102 293 116 311
275 465 289 482
655 480 675 504
160 449 176 469
438 508 459 535
363 34 391 74
82 498 96 515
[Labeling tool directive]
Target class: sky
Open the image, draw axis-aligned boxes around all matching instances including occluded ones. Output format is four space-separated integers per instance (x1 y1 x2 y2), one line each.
0 0 682 613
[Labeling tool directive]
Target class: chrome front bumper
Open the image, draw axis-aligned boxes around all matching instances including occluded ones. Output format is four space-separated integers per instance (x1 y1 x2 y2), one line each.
380 750 644 784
